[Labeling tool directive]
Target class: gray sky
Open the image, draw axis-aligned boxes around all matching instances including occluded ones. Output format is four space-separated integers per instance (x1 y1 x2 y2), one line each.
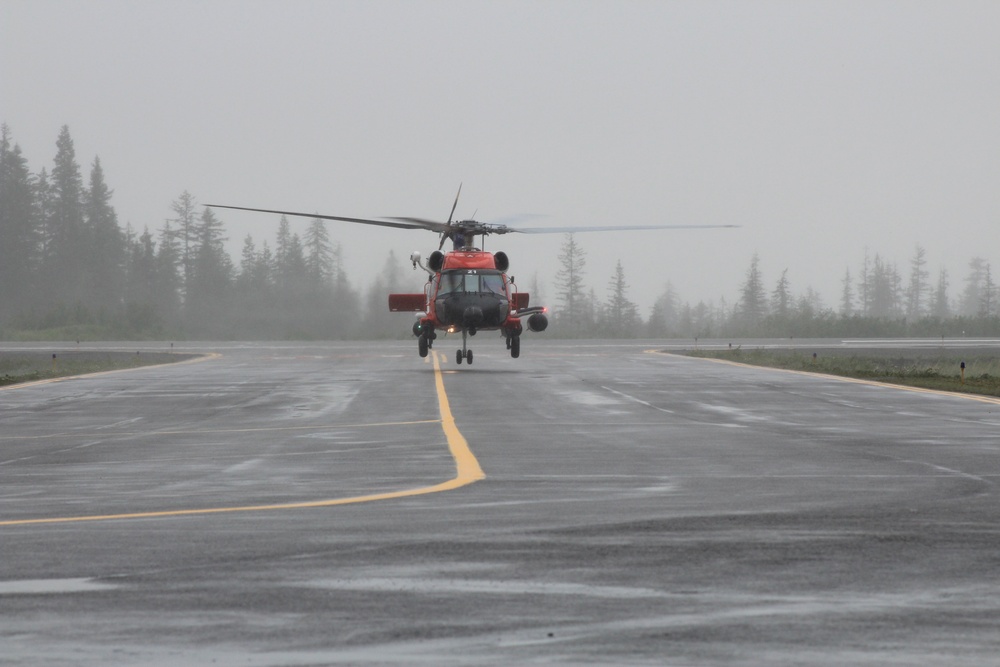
3 0 998 315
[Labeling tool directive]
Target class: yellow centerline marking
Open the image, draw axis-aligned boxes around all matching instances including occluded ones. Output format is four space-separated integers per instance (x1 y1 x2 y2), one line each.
0 350 484 527
652 350 1000 406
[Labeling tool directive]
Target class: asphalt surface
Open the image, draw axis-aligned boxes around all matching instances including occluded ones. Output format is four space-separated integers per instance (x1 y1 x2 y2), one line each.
2 339 1000 666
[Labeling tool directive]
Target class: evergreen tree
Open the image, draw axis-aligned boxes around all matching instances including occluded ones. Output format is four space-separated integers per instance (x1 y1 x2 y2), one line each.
528 272 545 308
155 222 182 322
275 215 291 287
771 268 791 319
979 263 996 317
329 243 360 339
125 225 158 305
601 260 639 337
857 249 872 316
123 225 163 333
869 254 898 318
237 235 259 294
33 167 54 259
83 156 125 314
648 283 680 337
185 207 232 333
233 235 279 337
364 250 406 337
840 267 854 317
905 245 929 320
304 217 334 288
960 257 987 316
737 253 767 328
928 269 950 319
0 125 40 321
44 125 87 308
169 191 199 298
554 234 587 331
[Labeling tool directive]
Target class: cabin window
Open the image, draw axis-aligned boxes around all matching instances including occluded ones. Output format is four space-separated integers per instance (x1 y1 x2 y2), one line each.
481 273 505 294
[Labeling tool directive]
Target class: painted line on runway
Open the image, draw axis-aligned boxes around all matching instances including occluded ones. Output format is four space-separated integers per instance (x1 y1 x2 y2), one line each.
0 351 484 527
651 350 1000 406
600 386 675 414
0 420 440 443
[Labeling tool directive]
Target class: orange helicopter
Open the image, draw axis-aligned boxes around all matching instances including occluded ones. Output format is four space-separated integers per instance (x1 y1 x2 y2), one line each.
209 188 736 364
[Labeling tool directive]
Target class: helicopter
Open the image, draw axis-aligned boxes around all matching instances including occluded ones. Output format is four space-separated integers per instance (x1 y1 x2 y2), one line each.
207 188 736 364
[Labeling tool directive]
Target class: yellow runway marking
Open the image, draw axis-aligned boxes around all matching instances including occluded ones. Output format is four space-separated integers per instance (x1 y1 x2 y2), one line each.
0 351 484 527
653 350 1000 406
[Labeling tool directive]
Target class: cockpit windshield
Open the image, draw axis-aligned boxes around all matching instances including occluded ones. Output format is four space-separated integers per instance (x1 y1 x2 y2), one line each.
438 270 506 296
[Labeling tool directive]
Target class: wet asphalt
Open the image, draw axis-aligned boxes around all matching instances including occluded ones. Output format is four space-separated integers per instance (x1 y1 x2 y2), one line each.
2 339 1000 666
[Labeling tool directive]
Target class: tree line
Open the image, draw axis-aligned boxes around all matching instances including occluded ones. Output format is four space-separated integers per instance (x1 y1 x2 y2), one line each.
728 248 1000 338
553 235 1000 339
0 124 378 339
2 123 998 340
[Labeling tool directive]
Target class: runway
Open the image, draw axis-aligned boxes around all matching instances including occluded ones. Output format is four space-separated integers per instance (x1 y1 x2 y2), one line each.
2 340 999 665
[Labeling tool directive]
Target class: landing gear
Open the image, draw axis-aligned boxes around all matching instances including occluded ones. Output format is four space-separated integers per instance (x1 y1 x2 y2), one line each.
417 325 435 358
510 334 520 358
456 329 473 365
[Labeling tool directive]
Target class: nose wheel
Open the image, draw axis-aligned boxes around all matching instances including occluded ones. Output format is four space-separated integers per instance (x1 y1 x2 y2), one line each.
455 329 473 365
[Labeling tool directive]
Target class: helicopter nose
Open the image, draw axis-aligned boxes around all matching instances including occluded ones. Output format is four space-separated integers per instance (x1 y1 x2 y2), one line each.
462 306 484 327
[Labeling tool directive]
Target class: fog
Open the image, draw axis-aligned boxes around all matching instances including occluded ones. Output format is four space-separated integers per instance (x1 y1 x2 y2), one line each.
2 0 998 315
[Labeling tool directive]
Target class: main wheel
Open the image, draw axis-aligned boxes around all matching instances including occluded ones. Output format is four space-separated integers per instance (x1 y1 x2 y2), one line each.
466 350 473 364
456 349 463 365
418 335 428 358
510 336 520 358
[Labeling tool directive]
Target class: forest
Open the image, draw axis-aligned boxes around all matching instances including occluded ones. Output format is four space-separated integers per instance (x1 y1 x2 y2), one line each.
2 124 999 341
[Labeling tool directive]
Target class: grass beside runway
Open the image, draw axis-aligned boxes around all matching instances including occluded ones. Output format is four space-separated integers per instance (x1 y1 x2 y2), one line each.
0 350 196 387
685 348 1000 398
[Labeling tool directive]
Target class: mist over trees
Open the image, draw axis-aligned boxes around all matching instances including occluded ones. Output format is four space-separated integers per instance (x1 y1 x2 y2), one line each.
2 124 999 340
0 125 360 340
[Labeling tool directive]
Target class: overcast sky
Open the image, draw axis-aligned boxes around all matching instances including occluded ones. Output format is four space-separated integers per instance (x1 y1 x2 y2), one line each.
2 0 998 315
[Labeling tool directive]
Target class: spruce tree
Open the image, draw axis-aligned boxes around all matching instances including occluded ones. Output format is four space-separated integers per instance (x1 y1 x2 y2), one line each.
840 267 854 317
554 234 587 332
83 156 125 315
45 125 87 310
169 191 199 298
905 245 928 320
737 253 767 329
602 260 639 337
0 125 40 321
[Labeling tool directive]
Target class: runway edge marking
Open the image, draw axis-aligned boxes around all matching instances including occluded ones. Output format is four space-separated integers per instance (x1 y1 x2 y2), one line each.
0 350 484 527
649 349 1000 406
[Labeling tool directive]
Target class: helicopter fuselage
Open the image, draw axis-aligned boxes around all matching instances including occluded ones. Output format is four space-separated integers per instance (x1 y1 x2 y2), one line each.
388 249 547 364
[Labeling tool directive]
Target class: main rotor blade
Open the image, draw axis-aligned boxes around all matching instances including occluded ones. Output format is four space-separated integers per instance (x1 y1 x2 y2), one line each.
384 216 454 234
507 223 740 234
446 183 462 225
204 204 422 231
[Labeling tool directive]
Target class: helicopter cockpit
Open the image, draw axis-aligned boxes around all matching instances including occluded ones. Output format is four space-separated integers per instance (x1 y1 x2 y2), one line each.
437 270 507 297
434 269 510 329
